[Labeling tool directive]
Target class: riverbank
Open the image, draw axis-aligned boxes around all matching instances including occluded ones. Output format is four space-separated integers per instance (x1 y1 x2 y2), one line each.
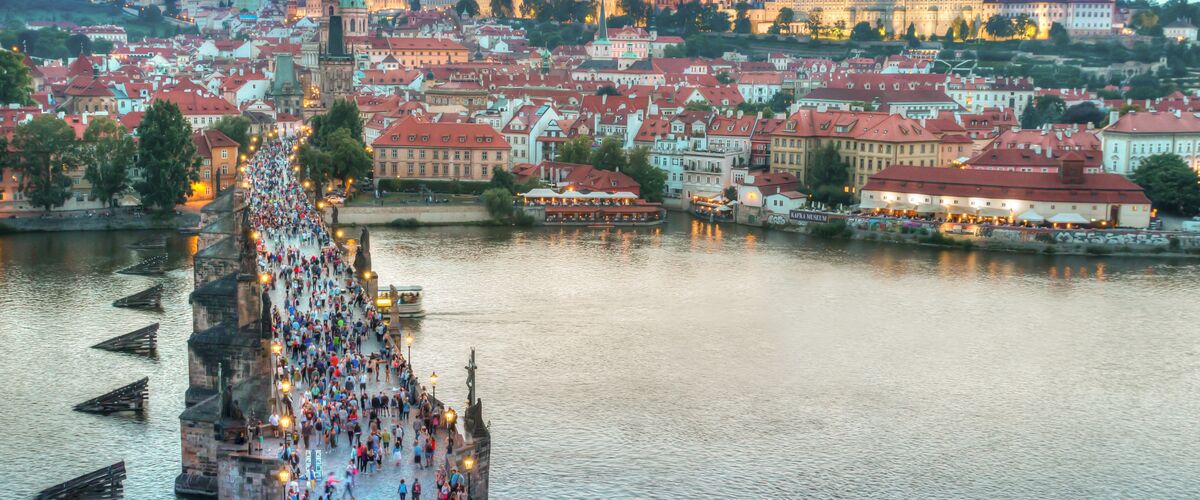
0 211 199 234
784 217 1200 258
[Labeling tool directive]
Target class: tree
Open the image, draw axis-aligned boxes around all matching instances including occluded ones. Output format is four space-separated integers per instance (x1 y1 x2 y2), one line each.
716 71 734 84
93 39 114 54
1131 153 1200 216
0 49 33 105
482 187 515 221
850 21 881 41
803 144 852 205
314 99 364 146
66 33 92 57
1131 10 1158 34
9 115 77 211
410 0 421 11
1013 14 1036 39
454 0 479 17
957 19 970 40
298 144 333 197
625 146 666 203
589 136 627 171
733 2 752 34
1059 102 1106 127
595 85 621 96
135 100 198 210
1019 99 1042 128
325 128 373 190
905 23 917 41
620 0 647 25
557 135 593 164
81 117 135 207
490 0 513 18
1049 22 1070 47
1126 73 1166 100
944 25 955 43
1033 94 1066 124
769 91 794 113
211 115 252 156
772 8 794 35
985 15 1014 40
489 165 515 193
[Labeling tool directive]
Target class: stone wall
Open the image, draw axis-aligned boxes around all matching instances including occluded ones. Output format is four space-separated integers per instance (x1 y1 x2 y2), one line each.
217 452 286 500
328 204 490 225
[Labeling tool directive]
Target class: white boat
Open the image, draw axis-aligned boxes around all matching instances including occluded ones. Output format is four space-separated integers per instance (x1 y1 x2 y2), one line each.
376 285 426 318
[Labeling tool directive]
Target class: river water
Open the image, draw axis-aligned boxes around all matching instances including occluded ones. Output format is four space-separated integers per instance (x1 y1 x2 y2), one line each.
1 219 1199 498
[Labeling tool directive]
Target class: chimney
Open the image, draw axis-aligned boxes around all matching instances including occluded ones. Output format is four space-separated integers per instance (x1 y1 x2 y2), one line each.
1175 109 1182 118
1046 146 1053 159
1109 110 1120 125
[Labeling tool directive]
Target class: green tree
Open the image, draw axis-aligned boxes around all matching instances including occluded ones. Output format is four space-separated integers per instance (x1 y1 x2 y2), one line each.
9 115 78 211
716 71 734 84
944 25 955 42
0 49 34 105
454 0 480 17
325 128 373 190
1019 97 1041 128
1034 94 1066 124
134 100 198 210
1049 22 1070 47
1059 102 1105 127
733 2 752 34
410 0 421 11
802 143 852 205
489 165 515 193
81 117 135 207
298 144 333 197
589 136 627 171
985 14 1014 39
1131 153 1200 216
772 8 794 35
624 146 666 203
482 187 515 221
957 19 970 40
557 135 593 164
93 39 114 54
490 0 513 17
211 115 252 156
595 85 621 96
66 33 91 56
850 21 881 41
769 91 794 113
314 99 364 146
1131 10 1158 34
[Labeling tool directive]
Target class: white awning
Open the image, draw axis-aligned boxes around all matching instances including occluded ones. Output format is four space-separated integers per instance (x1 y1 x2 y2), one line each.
1048 212 1090 224
558 191 586 199
584 191 612 198
915 203 946 213
522 188 558 198
858 198 887 210
889 201 916 211
945 204 974 215
611 192 638 199
978 207 1011 218
1016 209 1045 222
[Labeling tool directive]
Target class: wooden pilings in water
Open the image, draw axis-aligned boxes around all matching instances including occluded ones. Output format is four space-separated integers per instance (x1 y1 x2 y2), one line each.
36 461 127 500
112 284 164 309
116 254 168 275
74 378 149 415
92 323 158 357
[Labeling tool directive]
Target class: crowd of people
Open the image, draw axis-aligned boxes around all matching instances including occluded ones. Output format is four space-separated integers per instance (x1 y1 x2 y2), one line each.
245 135 470 500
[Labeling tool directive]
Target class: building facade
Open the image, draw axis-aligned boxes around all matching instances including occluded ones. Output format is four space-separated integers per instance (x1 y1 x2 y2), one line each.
370 118 511 182
1101 110 1200 175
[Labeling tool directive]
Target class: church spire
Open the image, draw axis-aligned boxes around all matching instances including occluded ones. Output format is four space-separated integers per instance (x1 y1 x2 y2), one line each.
597 0 609 42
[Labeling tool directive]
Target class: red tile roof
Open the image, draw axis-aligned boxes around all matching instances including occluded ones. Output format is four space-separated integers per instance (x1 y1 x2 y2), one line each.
1105 110 1200 133
372 117 510 149
863 165 1150 204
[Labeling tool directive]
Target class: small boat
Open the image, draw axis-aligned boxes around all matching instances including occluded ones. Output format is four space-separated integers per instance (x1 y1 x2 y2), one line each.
376 285 425 318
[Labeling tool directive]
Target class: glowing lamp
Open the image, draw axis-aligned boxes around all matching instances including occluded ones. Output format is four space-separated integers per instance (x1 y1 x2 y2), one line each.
463 455 475 470
280 415 291 429
280 380 291 393
444 408 457 425
405 334 414 346
278 469 290 483
430 371 438 386
271 341 282 355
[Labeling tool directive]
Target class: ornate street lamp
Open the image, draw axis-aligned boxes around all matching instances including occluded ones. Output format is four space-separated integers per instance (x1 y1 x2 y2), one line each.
430 371 438 400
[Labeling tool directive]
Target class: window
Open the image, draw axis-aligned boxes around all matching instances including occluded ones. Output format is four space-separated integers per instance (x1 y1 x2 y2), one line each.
221 150 228 159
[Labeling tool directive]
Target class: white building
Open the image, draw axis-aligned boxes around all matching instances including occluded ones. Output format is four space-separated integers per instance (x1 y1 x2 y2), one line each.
1163 19 1199 42
981 0 1115 37
1101 110 1200 175
502 103 562 165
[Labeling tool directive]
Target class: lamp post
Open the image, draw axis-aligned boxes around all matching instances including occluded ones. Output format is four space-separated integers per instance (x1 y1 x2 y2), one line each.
405 332 414 364
463 455 475 499
277 468 291 500
430 371 438 400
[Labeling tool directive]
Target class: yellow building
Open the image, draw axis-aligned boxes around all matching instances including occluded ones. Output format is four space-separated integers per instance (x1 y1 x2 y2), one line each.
770 110 940 189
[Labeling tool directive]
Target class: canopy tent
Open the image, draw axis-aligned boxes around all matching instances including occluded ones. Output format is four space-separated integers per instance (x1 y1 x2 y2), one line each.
1048 212 1090 225
521 188 559 198
557 191 586 199
858 198 887 210
610 192 639 199
889 201 917 211
977 207 1011 218
1016 209 1045 223
584 191 612 199
915 203 946 214
692 192 721 200
945 205 974 215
